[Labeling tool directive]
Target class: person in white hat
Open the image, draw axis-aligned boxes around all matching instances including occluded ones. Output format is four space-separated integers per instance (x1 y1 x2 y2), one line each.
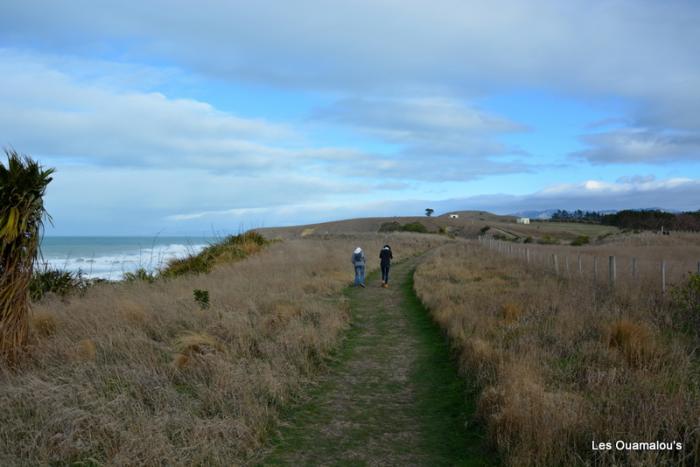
351 247 366 287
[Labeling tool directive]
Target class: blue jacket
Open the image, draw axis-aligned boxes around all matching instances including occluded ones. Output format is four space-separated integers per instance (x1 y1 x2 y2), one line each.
352 250 365 267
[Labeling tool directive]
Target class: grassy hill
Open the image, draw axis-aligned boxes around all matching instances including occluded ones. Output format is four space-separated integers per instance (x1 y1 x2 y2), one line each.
255 210 620 245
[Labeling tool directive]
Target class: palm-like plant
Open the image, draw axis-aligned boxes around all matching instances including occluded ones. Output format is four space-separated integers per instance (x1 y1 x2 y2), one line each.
0 149 54 362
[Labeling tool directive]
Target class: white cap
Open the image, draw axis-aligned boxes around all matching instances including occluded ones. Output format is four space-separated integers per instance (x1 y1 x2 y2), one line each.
354 247 362 254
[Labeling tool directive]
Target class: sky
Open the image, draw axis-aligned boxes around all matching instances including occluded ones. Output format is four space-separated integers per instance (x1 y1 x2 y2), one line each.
1 0 699 235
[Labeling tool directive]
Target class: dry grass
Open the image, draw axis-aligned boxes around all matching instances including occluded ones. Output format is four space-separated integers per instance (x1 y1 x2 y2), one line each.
415 241 700 466
0 233 445 466
482 234 700 294
29 311 56 338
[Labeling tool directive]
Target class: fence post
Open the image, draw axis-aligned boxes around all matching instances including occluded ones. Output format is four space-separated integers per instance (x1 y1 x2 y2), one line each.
565 256 570 276
632 258 638 280
578 254 582 276
661 260 666 294
553 254 559 275
609 256 616 287
593 256 598 282
526 248 530 264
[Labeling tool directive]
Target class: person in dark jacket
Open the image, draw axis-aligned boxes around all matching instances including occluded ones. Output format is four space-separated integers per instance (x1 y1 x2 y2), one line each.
379 244 393 288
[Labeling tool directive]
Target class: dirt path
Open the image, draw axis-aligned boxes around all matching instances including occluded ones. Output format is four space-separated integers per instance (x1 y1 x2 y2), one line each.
256 255 493 466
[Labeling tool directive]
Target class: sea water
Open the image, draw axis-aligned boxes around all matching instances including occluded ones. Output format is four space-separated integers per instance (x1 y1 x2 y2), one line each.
39 236 213 280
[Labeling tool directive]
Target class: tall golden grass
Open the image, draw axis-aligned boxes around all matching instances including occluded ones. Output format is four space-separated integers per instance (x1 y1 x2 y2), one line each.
415 241 700 466
0 233 444 465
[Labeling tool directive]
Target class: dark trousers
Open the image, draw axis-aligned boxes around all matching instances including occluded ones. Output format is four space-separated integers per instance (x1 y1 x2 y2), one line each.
381 263 390 283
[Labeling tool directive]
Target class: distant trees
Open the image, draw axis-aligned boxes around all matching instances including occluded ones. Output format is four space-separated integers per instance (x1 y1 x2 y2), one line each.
549 208 700 232
601 210 700 231
550 209 602 224
425 208 434 217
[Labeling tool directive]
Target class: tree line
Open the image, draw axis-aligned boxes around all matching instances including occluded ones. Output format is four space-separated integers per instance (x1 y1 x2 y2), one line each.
550 209 700 232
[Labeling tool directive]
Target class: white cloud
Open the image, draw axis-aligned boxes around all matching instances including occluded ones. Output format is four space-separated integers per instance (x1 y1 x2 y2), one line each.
4 1 699 166
573 128 700 164
432 176 700 214
0 49 299 170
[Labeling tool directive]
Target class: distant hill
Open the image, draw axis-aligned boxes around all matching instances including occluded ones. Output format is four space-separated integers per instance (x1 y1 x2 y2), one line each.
255 211 519 239
253 210 619 243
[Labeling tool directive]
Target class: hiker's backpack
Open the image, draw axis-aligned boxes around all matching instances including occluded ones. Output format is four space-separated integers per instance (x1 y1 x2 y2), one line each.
353 252 362 263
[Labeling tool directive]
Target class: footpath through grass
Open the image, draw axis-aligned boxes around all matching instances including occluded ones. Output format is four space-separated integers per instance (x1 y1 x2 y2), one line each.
256 255 495 466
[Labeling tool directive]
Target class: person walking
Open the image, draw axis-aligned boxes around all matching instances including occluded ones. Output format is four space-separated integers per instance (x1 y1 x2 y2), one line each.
352 247 366 287
380 244 393 288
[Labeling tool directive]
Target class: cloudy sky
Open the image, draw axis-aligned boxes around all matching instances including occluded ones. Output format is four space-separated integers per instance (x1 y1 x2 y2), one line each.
1 1 699 235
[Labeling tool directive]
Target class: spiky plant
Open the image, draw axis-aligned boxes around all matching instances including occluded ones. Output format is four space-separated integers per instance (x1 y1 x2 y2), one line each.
0 149 53 362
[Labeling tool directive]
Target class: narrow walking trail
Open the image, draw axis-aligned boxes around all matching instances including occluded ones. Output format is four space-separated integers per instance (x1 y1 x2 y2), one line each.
257 255 493 466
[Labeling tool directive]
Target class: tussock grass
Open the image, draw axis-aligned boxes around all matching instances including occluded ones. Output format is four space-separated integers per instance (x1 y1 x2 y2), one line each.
29 311 57 338
0 233 443 465
415 242 700 466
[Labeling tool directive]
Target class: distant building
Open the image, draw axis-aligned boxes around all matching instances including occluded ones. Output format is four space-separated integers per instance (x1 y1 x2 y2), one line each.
449 214 459 219
517 217 530 224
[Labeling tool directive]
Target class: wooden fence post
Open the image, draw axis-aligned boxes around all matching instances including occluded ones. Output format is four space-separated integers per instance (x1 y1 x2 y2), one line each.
661 260 666 293
609 256 616 287
632 258 638 280
565 256 570 276
526 248 530 264
553 254 559 275
593 257 598 282
578 255 582 276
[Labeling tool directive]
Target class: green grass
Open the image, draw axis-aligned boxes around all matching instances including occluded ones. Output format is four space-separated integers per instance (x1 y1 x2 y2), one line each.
161 231 268 277
256 258 496 466
402 270 496 466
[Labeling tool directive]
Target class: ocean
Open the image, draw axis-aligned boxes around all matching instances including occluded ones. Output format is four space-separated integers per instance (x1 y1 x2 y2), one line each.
39 236 213 280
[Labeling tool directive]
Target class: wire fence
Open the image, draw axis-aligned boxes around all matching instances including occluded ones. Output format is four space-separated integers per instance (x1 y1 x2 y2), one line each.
478 236 700 293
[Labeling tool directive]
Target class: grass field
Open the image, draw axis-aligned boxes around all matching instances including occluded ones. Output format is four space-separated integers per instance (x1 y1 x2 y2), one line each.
415 241 700 466
0 233 444 465
3 215 699 466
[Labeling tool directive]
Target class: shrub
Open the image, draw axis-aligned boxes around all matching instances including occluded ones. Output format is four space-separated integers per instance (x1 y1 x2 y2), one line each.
161 231 268 277
401 222 428 233
123 268 157 283
570 235 589 246
378 221 402 232
378 221 429 234
523 236 533 244
193 289 210 309
671 273 700 336
537 235 558 245
479 226 490 235
30 265 86 300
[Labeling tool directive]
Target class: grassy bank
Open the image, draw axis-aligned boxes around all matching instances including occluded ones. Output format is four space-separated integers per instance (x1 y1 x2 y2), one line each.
414 242 699 466
1 233 444 465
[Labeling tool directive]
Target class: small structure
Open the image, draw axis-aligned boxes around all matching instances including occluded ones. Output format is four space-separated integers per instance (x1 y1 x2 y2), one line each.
517 217 530 225
449 214 459 219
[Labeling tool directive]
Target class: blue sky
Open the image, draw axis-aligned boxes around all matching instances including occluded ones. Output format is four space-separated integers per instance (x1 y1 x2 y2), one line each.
1 0 699 235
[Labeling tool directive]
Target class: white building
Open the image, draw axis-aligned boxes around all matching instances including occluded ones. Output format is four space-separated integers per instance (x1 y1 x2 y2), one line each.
449 214 459 219
517 217 530 224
